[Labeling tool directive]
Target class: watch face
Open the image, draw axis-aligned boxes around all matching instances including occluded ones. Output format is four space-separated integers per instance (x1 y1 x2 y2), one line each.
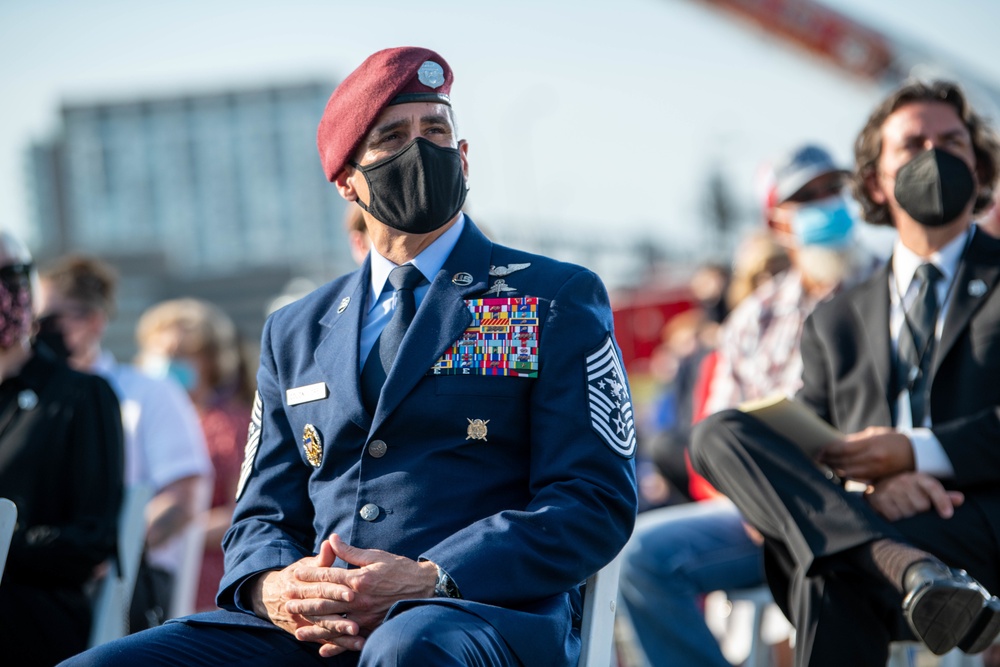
435 568 460 598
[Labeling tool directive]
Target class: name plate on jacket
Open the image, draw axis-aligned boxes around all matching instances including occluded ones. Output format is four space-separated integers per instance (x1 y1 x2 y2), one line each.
429 297 539 377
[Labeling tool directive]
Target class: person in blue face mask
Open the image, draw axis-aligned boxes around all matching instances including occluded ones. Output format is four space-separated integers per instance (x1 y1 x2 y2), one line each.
619 144 878 667
134 298 255 615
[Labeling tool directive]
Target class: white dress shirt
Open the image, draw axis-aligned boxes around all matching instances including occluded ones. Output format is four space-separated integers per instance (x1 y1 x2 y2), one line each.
888 225 974 478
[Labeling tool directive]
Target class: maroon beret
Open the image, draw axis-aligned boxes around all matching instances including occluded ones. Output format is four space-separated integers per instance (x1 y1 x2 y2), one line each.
317 46 454 181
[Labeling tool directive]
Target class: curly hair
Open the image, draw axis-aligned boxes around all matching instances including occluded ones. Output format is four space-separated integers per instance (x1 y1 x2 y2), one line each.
852 80 1000 227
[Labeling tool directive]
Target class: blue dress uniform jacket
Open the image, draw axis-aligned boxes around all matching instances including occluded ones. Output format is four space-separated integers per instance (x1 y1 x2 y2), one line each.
183 219 638 667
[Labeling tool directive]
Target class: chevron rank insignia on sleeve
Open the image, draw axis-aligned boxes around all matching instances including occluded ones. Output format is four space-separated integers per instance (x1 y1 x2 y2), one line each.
236 391 263 500
586 336 636 458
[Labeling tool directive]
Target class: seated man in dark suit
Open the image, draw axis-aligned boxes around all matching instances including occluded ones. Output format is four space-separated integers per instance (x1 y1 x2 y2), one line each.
691 79 1000 667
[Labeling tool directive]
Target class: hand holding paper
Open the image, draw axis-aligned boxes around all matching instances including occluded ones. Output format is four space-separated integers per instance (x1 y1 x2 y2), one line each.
818 426 915 482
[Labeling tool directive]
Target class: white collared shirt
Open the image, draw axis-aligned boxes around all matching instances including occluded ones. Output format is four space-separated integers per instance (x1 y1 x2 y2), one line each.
888 225 974 477
359 213 466 369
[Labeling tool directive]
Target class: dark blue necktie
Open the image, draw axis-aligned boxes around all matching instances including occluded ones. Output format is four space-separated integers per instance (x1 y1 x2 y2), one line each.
897 263 942 426
360 264 425 414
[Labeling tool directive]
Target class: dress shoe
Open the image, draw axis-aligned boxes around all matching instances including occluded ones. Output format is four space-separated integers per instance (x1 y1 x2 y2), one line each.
958 595 1000 654
902 560 989 655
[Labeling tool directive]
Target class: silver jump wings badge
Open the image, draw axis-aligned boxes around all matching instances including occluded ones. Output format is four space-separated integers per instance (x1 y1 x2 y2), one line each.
489 263 531 277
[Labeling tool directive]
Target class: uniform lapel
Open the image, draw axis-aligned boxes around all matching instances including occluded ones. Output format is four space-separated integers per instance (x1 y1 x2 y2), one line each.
851 262 895 412
372 221 492 428
315 260 371 432
933 230 1000 377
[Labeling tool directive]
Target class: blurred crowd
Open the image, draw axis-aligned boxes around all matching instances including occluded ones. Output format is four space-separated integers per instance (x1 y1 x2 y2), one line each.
1 248 257 665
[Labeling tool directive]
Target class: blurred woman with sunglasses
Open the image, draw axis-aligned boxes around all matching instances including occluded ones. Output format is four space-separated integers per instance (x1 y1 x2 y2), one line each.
0 231 124 666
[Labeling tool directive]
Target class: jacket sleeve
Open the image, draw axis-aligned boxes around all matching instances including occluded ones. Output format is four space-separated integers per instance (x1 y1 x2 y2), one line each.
216 315 316 608
420 269 638 605
931 409 1000 487
794 312 834 426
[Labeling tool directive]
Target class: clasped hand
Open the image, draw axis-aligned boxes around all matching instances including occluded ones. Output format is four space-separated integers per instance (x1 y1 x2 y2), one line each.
252 533 438 658
819 427 962 521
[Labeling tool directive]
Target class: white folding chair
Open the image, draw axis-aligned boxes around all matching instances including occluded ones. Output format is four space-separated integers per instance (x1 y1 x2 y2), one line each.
89 484 154 647
887 642 985 667
579 553 623 667
167 476 211 619
702 584 792 667
0 497 17 586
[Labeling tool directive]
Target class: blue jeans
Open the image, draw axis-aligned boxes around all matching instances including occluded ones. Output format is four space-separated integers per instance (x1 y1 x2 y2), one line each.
618 498 764 667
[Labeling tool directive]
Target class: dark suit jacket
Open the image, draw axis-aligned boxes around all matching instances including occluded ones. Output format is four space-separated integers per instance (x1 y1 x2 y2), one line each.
0 344 124 663
795 227 1000 545
181 219 638 667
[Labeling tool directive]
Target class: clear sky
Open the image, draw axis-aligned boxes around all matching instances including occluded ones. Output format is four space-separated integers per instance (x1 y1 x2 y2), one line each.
3 0 1000 279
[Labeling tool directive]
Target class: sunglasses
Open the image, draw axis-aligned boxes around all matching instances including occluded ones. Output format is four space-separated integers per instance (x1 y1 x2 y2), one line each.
785 179 844 204
0 263 32 287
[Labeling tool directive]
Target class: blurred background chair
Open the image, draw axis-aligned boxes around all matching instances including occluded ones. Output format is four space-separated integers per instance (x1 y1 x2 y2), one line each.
167 476 211 619
89 484 154 647
888 642 987 667
579 553 623 667
0 497 17 585
703 584 793 667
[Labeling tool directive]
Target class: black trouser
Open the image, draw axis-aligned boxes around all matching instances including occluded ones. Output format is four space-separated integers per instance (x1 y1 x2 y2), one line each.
0 580 91 666
691 409 999 667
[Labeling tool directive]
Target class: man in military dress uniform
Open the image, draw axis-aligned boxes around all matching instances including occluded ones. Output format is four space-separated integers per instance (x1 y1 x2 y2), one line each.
64 47 637 667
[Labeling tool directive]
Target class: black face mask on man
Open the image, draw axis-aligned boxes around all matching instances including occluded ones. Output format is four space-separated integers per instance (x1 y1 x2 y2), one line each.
351 137 468 235
893 147 976 227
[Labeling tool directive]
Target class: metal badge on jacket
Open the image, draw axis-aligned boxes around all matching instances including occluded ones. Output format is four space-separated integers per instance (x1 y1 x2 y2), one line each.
303 424 323 467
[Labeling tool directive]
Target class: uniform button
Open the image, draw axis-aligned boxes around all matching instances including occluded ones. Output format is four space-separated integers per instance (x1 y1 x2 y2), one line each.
368 439 388 458
359 503 380 521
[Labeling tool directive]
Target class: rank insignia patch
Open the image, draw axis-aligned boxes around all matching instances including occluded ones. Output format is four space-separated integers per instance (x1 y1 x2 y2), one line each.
586 336 636 458
236 391 263 500
428 297 540 377
303 424 322 467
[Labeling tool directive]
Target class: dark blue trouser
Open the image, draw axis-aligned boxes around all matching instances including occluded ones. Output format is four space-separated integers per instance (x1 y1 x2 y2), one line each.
60 604 523 667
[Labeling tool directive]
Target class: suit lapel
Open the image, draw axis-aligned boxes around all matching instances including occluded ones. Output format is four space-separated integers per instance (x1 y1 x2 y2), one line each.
851 262 895 411
314 260 371 432
372 221 492 429
933 230 1000 377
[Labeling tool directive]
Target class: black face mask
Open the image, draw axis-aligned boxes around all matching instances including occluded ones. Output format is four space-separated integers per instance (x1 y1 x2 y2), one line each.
352 137 468 235
893 148 976 227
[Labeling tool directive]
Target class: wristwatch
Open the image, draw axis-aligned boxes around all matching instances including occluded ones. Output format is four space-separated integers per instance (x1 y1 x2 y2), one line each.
433 564 462 599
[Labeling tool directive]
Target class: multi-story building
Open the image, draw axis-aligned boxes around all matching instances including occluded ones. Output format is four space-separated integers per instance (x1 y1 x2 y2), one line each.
25 81 353 359
28 81 349 274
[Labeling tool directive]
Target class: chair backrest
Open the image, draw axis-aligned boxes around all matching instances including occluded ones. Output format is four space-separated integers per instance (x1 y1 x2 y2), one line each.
167 476 212 619
578 552 623 667
88 483 154 647
0 497 18 586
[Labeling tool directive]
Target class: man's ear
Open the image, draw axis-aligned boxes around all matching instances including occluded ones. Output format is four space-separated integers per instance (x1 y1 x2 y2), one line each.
865 169 887 205
334 166 358 202
458 140 470 181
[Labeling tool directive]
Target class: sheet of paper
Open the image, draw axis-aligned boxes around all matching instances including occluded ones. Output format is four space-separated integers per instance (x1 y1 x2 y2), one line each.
738 394 843 457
